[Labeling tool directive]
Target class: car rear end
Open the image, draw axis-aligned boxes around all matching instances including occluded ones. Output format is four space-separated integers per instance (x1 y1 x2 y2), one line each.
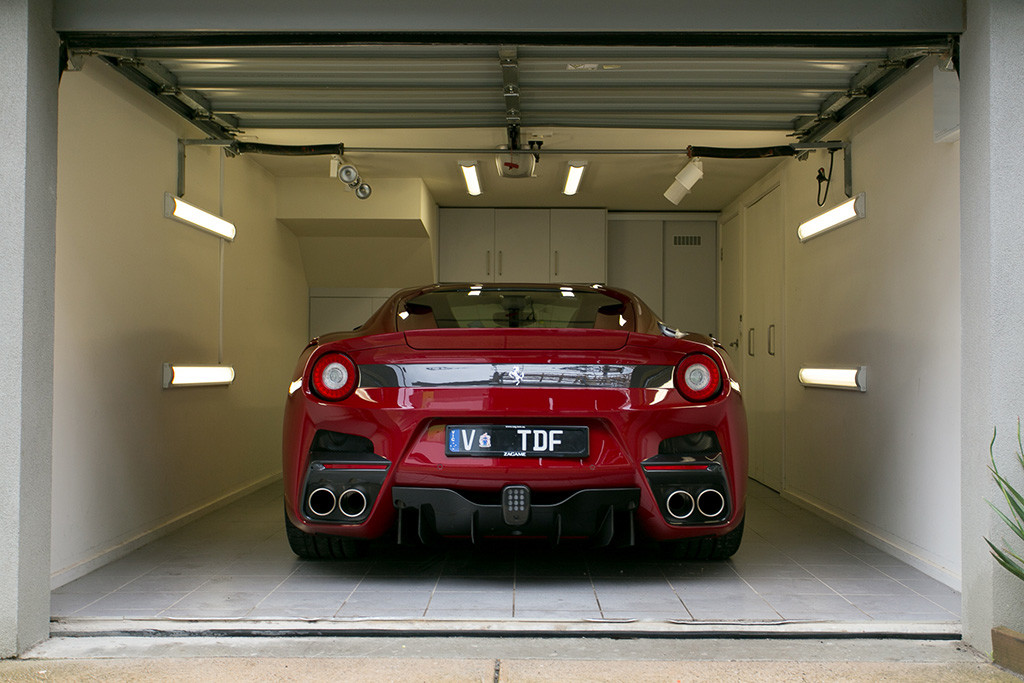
282 285 747 556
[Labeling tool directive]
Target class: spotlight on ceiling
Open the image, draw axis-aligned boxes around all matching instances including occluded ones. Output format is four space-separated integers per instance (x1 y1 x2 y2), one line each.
563 161 587 196
330 157 372 199
459 161 482 196
664 157 704 205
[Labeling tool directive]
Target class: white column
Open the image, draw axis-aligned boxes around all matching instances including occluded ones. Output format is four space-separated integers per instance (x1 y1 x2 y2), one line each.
0 0 57 657
960 0 1024 652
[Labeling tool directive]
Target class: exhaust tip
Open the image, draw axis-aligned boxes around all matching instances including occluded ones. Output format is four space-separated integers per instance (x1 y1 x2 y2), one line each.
338 488 369 518
665 490 696 520
308 487 337 517
697 488 726 518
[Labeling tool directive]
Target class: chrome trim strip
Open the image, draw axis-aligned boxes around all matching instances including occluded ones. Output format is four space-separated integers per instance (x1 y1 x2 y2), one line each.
359 363 674 389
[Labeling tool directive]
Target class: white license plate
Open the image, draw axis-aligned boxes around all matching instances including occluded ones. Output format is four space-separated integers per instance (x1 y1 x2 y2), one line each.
446 425 589 458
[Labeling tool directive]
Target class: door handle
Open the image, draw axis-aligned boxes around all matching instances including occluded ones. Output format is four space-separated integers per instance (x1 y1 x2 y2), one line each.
498 250 503 277
768 324 776 356
747 328 755 357
554 250 559 278
486 250 491 276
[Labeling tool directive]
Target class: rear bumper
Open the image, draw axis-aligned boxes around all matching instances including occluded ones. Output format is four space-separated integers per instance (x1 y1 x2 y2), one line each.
392 486 640 545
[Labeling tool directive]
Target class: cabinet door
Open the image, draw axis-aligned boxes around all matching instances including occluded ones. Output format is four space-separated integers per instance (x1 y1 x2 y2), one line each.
744 187 785 491
550 209 607 284
494 209 550 282
438 208 495 282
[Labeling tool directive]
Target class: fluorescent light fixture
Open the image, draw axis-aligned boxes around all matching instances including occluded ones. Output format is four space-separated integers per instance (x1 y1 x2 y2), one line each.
798 193 866 242
459 161 482 196
563 161 587 196
798 366 867 392
162 363 235 388
163 193 236 241
664 157 703 205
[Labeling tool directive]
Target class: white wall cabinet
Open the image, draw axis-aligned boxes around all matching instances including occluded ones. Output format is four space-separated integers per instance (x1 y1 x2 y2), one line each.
439 208 606 283
495 209 550 282
550 209 607 284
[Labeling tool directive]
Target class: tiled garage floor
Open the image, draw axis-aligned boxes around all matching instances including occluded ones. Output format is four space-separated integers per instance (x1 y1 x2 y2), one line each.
52 481 960 625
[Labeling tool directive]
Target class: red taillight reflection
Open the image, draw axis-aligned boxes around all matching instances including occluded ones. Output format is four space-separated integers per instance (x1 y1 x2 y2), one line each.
675 353 722 402
310 352 358 401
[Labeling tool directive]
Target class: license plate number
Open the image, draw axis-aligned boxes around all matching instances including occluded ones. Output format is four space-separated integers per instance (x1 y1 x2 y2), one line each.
446 425 588 458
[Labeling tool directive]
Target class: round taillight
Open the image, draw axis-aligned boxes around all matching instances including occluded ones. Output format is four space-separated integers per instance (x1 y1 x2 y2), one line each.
310 352 358 401
676 353 722 402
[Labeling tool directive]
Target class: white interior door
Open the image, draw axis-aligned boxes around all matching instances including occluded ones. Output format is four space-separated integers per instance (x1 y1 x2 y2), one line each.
744 187 785 490
663 220 717 335
607 219 664 316
718 212 745 374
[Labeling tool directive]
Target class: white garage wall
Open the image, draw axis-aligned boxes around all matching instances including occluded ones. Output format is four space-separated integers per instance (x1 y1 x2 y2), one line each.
51 60 309 586
723 61 962 584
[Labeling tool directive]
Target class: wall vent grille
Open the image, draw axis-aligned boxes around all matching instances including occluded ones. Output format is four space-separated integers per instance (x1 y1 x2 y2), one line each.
673 235 702 247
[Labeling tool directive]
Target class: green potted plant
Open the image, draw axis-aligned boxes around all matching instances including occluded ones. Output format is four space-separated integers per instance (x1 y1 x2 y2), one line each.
987 423 1024 674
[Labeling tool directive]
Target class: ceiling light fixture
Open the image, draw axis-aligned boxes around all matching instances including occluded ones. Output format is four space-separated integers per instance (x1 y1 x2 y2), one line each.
798 366 867 392
162 363 236 388
459 161 482 196
163 193 236 241
798 193 866 242
563 161 587 196
664 157 704 205
330 158 372 199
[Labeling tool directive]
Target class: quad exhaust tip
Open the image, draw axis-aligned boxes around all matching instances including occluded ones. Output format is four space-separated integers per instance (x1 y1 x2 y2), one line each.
308 487 337 517
697 488 726 518
666 488 726 520
665 490 696 520
338 488 369 518
307 487 369 518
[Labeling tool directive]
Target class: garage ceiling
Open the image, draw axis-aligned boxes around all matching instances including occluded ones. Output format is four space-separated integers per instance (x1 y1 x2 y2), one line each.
64 37 953 211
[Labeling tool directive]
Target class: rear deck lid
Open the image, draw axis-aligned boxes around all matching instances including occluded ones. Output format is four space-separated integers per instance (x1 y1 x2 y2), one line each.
404 328 629 351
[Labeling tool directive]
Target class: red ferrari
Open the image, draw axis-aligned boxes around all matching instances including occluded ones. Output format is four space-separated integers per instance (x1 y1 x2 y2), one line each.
283 283 747 559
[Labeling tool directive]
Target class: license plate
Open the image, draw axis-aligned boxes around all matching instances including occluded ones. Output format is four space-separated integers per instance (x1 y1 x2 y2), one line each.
446 425 589 458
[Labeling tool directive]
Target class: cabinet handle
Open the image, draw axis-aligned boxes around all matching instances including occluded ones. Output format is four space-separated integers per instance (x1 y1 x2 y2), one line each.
486 250 491 276
747 328 755 357
768 324 776 356
498 250 503 276
554 250 559 277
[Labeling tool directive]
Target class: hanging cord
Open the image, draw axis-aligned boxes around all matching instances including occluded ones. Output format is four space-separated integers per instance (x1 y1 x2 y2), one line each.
218 151 225 365
816 148 836 207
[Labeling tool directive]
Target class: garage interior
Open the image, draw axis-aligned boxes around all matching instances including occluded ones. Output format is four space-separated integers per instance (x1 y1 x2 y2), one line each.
46 33 964 633
31 5 976 642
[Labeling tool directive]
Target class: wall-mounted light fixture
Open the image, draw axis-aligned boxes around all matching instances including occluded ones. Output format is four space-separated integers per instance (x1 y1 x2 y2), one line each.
798 192 866 242
563 161 587 196
162 363 236 388
459 161 482 196
798 366 867 392
163 193 236 241
664 157 704 205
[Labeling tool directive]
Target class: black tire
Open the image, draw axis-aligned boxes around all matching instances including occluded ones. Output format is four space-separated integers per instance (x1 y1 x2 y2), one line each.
664 516 744 561
285 508 369 560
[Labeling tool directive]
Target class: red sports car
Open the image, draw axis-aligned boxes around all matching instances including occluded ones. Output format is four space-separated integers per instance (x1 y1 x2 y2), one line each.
283 283 747 559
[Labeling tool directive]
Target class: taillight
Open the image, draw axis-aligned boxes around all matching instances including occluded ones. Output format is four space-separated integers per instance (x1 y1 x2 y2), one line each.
310 352 358 401
675 353 722 402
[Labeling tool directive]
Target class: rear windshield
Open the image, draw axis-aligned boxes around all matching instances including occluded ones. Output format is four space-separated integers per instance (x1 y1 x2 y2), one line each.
397 287 635 330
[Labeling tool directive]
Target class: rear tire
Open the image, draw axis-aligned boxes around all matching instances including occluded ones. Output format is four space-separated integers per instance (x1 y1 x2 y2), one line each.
285 508 369 560
664 516 744 561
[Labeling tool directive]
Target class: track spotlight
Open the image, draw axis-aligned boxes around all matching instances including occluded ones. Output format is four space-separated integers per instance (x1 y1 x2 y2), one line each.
664 158 703 205
330 157 372 199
